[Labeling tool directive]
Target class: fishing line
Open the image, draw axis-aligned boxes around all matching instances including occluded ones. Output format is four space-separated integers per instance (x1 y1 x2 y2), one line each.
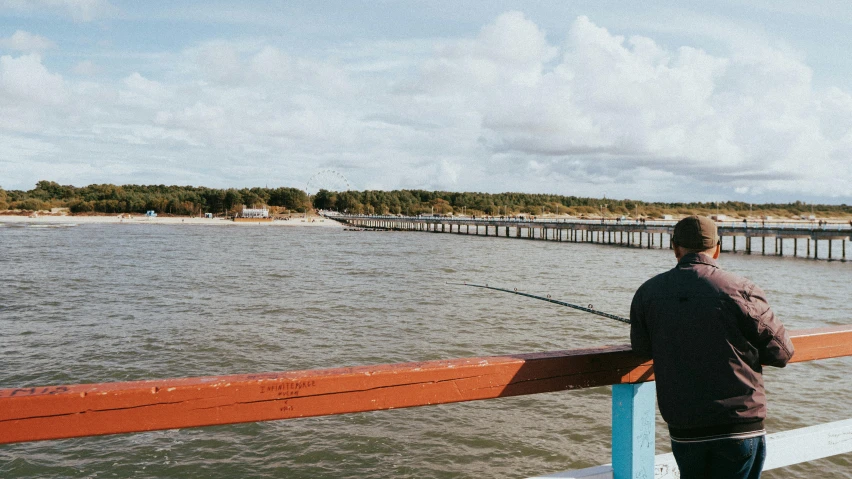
447 282 631 324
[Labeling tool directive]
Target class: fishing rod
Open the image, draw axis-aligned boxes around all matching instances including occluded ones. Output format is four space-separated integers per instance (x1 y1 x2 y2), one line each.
447 282 631 324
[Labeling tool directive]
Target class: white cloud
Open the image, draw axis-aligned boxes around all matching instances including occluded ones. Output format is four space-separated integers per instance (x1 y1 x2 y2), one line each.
415 11 556 94
0 133 60 160
117 72 172 108
0 30 54 51
0 11 850 202
0 0 115 22
405 14 851 199
192 41 245 85
0 54 66 105
72 60 98 76
250 46 292 82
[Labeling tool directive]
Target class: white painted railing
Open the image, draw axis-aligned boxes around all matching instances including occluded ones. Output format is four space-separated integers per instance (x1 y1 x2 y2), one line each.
528 383 852 479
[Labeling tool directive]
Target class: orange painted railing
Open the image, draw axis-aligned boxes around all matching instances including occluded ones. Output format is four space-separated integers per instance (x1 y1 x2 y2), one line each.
2 325 851 444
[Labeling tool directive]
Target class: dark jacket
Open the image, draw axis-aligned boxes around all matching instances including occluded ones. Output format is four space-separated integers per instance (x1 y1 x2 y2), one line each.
630 253 794 434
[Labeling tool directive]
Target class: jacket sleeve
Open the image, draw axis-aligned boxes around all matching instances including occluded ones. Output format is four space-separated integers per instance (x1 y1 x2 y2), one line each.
743 283 795 367
630 288 653 359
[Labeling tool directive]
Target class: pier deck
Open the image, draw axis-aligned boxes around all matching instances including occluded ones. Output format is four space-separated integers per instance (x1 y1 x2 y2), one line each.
331 214 852 260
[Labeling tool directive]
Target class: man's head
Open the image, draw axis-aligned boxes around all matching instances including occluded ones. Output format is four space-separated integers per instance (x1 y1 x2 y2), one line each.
672 215 720 259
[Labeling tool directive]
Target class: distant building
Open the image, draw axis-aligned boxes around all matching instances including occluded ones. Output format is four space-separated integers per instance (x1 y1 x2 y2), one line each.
234 206 273 222
240 207 269 218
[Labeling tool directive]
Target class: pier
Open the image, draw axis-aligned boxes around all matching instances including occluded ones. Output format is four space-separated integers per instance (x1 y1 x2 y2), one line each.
330 214 852 261
2 325 851 478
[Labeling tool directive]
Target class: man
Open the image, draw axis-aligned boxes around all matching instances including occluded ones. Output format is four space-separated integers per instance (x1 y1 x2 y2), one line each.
630 215 794 479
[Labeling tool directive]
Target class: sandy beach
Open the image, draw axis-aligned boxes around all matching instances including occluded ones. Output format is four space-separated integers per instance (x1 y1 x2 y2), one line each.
0 214 345 227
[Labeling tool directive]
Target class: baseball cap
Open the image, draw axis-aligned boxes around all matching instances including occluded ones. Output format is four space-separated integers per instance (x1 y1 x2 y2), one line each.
672 215 719 250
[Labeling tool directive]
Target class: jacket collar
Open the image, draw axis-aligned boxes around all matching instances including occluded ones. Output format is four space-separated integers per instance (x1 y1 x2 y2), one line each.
677 252 719 269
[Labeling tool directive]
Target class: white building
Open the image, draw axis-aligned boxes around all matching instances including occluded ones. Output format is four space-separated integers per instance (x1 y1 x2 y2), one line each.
240 207 269 218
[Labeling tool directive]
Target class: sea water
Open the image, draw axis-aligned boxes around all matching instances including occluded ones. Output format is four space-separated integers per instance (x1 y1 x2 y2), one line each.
1 223 850 478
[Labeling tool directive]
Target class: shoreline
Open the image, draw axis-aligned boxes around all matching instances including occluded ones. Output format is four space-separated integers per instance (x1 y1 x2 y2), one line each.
0 214 345 227
4 213 850 228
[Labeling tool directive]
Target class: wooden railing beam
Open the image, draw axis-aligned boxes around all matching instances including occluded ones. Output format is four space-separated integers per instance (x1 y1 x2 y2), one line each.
1 326 851 444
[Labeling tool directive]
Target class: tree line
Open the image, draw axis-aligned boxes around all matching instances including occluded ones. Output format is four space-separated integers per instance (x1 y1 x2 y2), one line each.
0 181 310 216
1 181 850 219
312 189 850 219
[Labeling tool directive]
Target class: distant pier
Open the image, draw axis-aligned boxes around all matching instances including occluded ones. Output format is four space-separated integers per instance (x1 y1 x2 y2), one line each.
330 215 852 261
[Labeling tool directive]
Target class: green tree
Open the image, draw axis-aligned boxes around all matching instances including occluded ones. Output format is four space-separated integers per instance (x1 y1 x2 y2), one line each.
31 180 74 201
4 181 850 219
432 198 452 214
240 189 264 208
202 188 227 215
223 189 242 214
312 189 337 210
336 191 363 214
68 199 94 213
269 187 308 210
13 198 50 211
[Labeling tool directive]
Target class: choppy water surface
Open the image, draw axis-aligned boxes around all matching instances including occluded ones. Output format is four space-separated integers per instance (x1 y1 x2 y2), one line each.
1 223 850 478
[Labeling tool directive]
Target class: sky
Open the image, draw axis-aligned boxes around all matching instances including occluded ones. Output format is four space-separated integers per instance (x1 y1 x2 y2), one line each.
1 1 852 204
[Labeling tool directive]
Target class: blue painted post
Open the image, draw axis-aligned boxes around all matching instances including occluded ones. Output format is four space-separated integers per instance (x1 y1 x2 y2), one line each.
612 382 656 479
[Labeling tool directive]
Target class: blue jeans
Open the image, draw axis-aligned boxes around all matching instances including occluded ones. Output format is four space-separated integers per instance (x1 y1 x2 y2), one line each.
670 435 766 479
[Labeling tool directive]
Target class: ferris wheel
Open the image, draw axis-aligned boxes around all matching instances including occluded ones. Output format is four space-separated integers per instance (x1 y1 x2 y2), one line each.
306 169 352 195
